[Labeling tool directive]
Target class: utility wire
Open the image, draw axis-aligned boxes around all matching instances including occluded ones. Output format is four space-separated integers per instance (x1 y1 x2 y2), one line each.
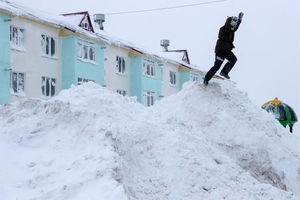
105 0 228 15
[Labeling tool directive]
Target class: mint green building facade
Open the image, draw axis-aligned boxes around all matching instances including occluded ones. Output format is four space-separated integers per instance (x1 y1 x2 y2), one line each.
130 56 163 104
179 70 191 89
0 13 11 104
61 35 105 89
179 70 205 89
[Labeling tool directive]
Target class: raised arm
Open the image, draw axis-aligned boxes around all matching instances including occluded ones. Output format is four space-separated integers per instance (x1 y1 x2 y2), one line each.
234 12 244 31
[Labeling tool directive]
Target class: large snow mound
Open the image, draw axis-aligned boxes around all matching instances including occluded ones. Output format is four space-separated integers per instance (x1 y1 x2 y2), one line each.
0 81 299 200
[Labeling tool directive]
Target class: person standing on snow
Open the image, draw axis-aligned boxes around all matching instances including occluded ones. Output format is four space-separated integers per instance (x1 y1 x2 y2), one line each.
203 12 244 85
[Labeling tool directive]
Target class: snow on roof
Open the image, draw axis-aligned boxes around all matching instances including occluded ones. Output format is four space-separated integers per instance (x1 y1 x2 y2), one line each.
63 11 95 33
160 51 186 63
62 14 84 26
153 49 202 71
0 0 204 72
0 0 111 42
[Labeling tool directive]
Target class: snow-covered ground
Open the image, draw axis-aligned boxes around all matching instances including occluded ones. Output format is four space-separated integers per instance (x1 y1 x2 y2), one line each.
0 81 299 200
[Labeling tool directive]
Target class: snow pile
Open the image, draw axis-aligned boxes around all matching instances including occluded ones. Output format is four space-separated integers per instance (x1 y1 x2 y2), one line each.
0 83 140 200
0 81 300 200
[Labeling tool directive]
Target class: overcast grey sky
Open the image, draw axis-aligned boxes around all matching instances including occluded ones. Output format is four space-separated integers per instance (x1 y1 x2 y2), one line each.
15 0 300 131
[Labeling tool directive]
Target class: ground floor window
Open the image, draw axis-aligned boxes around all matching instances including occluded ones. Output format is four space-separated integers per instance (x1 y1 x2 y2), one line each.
41 76 56 97
143 91 155 107
190 73 199 82
116 89 127 96
77 77 95 85
11 71 25 95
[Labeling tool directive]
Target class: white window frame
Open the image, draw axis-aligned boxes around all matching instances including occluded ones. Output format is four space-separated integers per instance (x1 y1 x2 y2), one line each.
143 91 155 107
116 89 127 96
10 71 25 96
41 34 56 58
143 59 155 77
10 25 25 50
116 56 126 74
81 17 90 31
77 77 95 85
82 22 89 29
169 71 177 86
41 76 56 98
77 39 96 63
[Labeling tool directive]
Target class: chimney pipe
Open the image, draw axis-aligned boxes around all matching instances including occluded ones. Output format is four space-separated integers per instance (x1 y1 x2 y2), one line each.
160 39 170 52
94 14 105 30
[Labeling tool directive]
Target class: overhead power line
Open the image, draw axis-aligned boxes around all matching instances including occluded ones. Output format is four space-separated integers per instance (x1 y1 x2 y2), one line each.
105 0 228 15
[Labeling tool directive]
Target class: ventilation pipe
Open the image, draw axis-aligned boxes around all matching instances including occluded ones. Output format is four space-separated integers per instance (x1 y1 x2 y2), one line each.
94 14 105 30
160 39 170 52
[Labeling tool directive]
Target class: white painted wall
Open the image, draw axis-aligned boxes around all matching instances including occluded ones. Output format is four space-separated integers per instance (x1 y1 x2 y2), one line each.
161 62 180 97
104 44 130 95
10 17 61 99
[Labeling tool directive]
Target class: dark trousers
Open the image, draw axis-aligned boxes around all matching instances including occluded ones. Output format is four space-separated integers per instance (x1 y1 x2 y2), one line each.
204 51 237 82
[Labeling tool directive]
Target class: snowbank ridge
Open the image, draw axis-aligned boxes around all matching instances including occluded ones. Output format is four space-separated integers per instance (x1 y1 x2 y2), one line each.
0 81 299 200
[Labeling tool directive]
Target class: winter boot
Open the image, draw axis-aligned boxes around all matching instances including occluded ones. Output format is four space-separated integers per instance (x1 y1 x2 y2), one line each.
220 72 230 79
203 78 209 86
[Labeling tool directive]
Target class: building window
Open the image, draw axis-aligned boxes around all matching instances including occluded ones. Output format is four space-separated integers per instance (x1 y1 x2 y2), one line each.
143 91 155 107
41 76 56 97
190 73 199 82
143 59 155 77
116 89 127 96
116 56 126 74
10 25 25 49
77 40 96 62
77 77 95 85
41 34 56 57
80 17 91 31
11 72 25 95
82 22 89 29
169 71 177 85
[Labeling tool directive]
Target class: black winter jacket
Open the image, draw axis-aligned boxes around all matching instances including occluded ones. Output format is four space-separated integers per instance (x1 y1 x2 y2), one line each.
215 17 241 53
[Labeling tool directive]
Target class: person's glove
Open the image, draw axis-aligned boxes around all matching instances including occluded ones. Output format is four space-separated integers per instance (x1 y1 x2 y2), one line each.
238 12 244 21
